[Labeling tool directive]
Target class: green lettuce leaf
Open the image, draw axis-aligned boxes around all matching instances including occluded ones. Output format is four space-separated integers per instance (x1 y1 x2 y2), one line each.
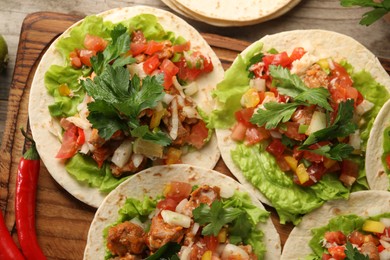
65 153 128 192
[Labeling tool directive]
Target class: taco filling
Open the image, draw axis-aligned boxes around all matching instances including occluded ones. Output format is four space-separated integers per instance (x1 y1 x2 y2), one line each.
308 214 390 259
211 33 390 224
44 15 215 191
104 181 270 259
381 126 390 185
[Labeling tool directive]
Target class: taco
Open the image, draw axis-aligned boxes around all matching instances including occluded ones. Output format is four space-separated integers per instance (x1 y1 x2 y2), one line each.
210 29 390 224
28 6 224 208
161 0 302 27
281 190 390 259
83 164 281 259
366 99 390 191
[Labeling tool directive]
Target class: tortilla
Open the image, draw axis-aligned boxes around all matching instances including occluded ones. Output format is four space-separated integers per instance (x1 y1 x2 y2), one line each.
162 0 302 27
214 30 390 222
281 190 390 259
83 164 281 259
28 6 224 208
366 99 390 191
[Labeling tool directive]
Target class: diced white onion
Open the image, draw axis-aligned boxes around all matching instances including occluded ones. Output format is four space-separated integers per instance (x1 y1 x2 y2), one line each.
65 116 92 130
127 63 147 79
161 210 191 228
163 93 174 104
129 217 146 230
170 98 179 140
111 139 133 168
380 218 390 227
221 244 249 260
379 248 390 259
182 106 200 119
306 111 326 135
349 130 361 150
179 246 191 260
177 95 185 107
48 118 63 142
175 198 189 213
183 82 198 96
191 223 200 235
327 58 335 70
356 99 375 116
172 76 186 98
83 127 95 152
131 153 144 168
249 78 266 92
380 239 390 249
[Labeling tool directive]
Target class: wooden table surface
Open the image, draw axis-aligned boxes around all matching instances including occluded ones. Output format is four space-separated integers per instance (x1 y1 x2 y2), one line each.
0 1 389 259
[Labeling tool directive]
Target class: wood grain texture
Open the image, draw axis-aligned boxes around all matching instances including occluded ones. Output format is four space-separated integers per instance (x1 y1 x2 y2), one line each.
1 10 390 260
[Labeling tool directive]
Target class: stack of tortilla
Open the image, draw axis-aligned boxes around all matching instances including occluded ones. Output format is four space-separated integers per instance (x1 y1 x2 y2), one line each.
161 0 302 26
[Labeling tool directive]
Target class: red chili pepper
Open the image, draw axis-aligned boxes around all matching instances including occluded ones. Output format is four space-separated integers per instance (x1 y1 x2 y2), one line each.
0 210 24 260
15 129 46 259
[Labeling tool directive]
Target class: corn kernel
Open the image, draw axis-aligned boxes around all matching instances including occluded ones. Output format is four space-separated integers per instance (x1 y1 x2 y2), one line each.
241 88 260 108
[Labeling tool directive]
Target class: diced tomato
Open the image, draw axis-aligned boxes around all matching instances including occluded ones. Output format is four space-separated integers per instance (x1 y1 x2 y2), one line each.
172 41 190 53
231 122 248 142
144 40 165 55
143 55 160 75
130 42 147 56
235 108 255 127
263 52 291 69
164 181 192 202
56 124 84 159
322 253 333 260
294 162 327 186
187 120 209 149
328 62 359 105
83 34 107 52
289 47 306 62
70 50 82 69
348 230 365 246
378 244 385 253
291 105 315 125
190 242 207 259
245 127 270 145
157 198 178 211
327 246 346 260
91 146 111 168
275 156 291 172
175 53 213 82
79 49 96 67
164 147 182 165
325 231 347 245
339 160 359 186
386 154 390 170
266 139 286 157
160 59 179 89
377 227 390 238
293 146 304 160
204 236 218 252
281 122 306 141
302 142 329 163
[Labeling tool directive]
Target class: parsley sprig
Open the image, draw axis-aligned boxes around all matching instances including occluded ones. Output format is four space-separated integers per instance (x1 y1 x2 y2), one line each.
344 241 369 260
340 0 390 26
82 65 171 145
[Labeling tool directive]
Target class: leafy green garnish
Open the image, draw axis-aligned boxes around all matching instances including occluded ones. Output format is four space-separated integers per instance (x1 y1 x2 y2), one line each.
246 52 264 78
345 241 369 260
91 24 136 75
303 99 357 146
250 102 300 129
192 200 242 236
145 242 180 260
83 65 171 145
340 0 390 26
300 143 355 161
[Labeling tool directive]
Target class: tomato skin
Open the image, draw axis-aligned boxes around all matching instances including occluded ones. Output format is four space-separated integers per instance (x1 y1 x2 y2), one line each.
130 42 147 56
164 181 192 202
187 120 209 149
266 139 286 157
144 40 164 55
79 49 96 67
263 52 291 69
325 231 347 245
289 47 306 62
245 127 270 145
160 58 179 89
235 108 255 127
157 198 178 211
204 236 218 252
143 55 160 75
83 34 107 52
327 246 346 260
56 125 83 159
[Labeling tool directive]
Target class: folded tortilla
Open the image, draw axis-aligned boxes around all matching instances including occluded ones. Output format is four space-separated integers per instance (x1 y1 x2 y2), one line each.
28 6 224 208
83 164 281 259
281 190 390 259
366 99 390 191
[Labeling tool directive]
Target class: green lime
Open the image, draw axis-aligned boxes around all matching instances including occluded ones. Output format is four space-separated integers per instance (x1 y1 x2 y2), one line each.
0 34 9 72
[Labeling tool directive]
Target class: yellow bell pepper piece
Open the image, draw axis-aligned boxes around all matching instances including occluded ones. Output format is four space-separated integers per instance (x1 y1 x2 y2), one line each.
296 163 310 184
58 83 71 96
201 250 212 260
217 228 227 243
362 220 385 233
241 88 260 108
150 109 166 129
284 156 298 171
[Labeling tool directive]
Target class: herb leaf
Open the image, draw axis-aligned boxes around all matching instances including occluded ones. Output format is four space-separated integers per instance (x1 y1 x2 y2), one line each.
192 201 242 236
295 87 332 111
246 52 264 78
303 100 357 146
340 0 390 26
300 143 354 161
145 242 180 260
250 102 299 129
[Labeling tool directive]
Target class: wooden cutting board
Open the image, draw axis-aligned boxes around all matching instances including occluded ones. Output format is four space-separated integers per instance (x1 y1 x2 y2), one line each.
1 12 389 260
